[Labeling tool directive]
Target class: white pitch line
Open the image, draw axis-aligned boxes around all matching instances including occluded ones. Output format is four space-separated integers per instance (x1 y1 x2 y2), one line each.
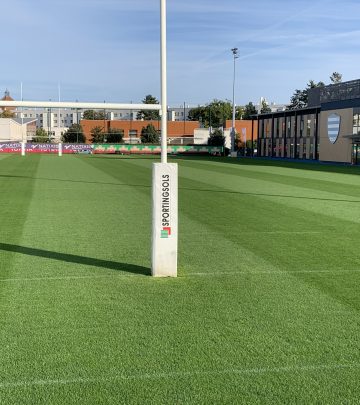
186 269 360 276
0 363 359 389
0 274 139 283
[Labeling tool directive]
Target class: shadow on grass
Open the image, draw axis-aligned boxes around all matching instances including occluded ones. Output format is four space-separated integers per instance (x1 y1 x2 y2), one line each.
173 155 360 176
88 155 161 160
0 243 150 276
180 188 360 203
0 174 151 189
1 174 359 203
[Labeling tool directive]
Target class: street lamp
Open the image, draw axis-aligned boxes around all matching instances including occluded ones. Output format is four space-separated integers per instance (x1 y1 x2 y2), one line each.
231 47 239 156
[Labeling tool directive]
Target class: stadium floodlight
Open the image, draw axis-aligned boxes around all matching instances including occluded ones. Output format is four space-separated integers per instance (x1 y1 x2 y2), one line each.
0 0 178 277
231 47 239 156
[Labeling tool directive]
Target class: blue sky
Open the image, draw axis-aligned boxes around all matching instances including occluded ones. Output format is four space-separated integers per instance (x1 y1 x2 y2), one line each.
1 0 359 106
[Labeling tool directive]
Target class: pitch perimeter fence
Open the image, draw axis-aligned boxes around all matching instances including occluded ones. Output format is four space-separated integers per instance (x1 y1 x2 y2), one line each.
0 143 223 155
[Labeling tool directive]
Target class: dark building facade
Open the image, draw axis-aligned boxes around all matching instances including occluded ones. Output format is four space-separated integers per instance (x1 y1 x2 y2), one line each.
254 79 360 164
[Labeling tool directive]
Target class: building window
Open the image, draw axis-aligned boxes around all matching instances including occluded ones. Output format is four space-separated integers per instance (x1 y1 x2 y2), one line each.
307 117 311 136
299 116 304 137
286 117 291 137
275 118 279 138
281 119 285 137
265 120 271 137
353 111 360 135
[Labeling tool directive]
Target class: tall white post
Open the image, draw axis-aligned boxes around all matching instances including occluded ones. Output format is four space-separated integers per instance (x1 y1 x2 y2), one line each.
231 48 238 157
21 142 25 156
160 0 167 164
58 142 62 157
151 0 178 277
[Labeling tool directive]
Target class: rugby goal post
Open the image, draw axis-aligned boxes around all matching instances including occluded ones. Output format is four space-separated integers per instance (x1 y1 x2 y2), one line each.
151 0 178 277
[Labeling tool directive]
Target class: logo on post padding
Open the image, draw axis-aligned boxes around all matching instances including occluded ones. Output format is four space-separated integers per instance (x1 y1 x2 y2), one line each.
160 173 172 239
161 227 171 238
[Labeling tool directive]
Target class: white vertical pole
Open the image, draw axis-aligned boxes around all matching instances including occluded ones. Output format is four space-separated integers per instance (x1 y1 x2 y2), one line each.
160 0 167 163
231 48 238 157
58 142 62 157
58 83 61 140
20 82 25 146
231 54 236 153
151 0 178 277
21 142 25 156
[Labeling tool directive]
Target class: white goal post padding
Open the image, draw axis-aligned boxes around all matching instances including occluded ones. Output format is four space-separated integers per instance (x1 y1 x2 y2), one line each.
152 163 178 277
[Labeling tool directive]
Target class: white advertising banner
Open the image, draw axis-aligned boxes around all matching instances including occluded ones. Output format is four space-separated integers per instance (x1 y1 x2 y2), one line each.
151 163 178 277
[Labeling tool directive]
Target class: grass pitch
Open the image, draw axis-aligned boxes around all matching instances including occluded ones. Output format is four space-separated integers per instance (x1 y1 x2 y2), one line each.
0 154 359 404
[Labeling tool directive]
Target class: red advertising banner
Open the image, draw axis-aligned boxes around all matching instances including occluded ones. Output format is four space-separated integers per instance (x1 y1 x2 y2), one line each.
0 143 21 153
26 144 58 154
0 143 93 154
62 144 92 154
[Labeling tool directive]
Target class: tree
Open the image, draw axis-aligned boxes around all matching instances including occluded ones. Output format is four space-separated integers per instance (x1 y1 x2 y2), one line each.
141 124 160 144
188 99 232 128
90 126 105 143
287 80 325 110
242 102 257 119
208 128 225 146
188 105 207 125
236 106 244 120
260 99 271 114
0 110 15 118
330 72 342 84
287 89 308 110
106 128 124 143
62 123 85 143
32 128 50 143
234 132 241 151
136 95 160 120
82 110 106 120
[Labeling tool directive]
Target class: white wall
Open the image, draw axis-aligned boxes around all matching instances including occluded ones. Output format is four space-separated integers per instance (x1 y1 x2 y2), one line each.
193 128 210 144
0 119 25 141
194 128 231 149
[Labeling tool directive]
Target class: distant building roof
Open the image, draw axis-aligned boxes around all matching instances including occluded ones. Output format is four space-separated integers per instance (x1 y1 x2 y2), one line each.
13 118 37 125
308 79 360 107
1 89 15 111
0 117 37 125
1 89 14 102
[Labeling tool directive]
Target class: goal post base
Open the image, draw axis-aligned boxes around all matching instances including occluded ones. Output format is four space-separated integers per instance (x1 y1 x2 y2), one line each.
151 163 178 277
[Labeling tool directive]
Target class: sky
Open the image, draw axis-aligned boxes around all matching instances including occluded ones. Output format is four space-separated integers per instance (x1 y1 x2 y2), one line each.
1 0 359 107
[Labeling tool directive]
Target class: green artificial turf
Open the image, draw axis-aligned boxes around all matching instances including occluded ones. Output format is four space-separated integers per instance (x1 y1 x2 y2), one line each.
0 154 360 404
